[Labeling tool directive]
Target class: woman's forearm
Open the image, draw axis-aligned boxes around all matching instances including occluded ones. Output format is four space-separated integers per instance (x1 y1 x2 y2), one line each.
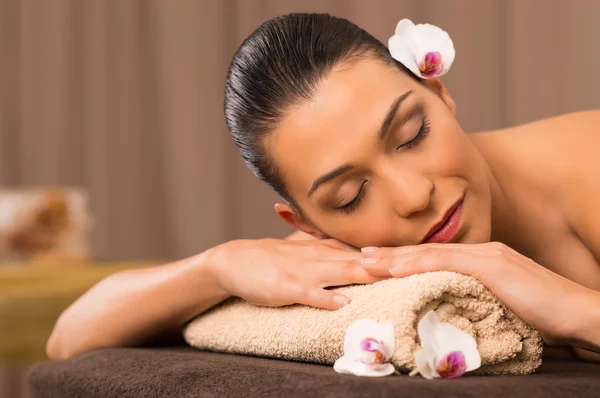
570 288 600 361
46 250 229 360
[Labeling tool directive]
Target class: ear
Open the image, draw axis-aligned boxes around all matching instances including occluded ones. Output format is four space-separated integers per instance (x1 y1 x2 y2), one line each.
424 78 456 116
274 202 328 239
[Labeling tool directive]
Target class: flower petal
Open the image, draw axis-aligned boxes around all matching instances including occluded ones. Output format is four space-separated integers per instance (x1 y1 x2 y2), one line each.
412 24 453 53
394 18 415 36
414 346 439 380
433 321 481 372
334 356 396 377
388 35 423 78
343 319 375 360
417 311 442 352
411 24 455 76
379 322 395 357
389 20 455 80
436 351 467 378
343 319 395 361
418 51 443 77
416 311 481 378
359 337 388 365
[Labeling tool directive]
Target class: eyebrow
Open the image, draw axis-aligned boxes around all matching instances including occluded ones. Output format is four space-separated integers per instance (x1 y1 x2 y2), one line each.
306 90 414 198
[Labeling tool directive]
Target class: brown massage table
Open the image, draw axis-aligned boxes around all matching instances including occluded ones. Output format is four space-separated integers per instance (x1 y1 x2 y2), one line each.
28 346 600 397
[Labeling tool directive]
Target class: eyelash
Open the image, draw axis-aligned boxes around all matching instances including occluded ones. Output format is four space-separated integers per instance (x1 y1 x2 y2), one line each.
396 113 430 151
338 180 367 214
337 114 431 215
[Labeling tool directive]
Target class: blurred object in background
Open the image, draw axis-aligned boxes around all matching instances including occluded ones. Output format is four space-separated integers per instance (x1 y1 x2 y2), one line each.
0 188 92 265
2 0 599 260
0 262 156 366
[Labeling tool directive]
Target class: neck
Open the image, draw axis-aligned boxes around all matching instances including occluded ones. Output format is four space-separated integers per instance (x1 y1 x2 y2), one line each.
486 162 520 244
471 132 533 251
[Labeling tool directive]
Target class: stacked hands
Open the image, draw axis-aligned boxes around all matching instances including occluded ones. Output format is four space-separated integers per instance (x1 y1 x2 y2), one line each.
208 238 596 349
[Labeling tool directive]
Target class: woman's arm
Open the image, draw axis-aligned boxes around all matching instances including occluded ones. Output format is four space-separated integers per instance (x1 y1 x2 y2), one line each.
360 241 600 361
47 229 318 359
47 237 377 360
570 290 600 361
46 252 229 360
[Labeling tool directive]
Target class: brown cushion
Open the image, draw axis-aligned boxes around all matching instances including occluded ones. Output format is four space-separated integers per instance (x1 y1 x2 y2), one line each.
28 346 600 398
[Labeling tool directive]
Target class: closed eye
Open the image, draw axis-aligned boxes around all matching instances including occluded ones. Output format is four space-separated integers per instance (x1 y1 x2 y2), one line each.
336 180 367 214
396 114 430 151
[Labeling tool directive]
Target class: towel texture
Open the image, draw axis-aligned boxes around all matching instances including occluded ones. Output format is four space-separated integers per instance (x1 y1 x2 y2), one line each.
184 271 543 375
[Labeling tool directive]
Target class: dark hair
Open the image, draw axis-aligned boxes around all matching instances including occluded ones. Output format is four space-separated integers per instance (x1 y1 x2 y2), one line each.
224 13 418 210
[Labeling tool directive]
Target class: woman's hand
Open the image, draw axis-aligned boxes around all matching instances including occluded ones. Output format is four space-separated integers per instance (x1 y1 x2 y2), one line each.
206 238 389 310
360 241 595 347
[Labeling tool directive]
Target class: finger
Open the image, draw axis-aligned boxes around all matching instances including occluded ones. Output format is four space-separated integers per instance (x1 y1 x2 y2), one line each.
388 248 483 278
318 261 390 287
321 239 359 252
360 244 456 260
361 242 493 260
362 247 484 277
326 251 364 261
362 263 394 277
360 247 428 273
292 286 351 310
312 244 363 261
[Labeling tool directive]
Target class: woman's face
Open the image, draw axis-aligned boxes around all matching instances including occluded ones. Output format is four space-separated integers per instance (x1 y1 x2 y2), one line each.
270 58 492 248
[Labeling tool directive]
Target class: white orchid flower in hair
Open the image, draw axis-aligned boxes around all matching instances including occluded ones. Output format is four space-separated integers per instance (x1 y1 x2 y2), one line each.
388 19 455 79
334 319 396 377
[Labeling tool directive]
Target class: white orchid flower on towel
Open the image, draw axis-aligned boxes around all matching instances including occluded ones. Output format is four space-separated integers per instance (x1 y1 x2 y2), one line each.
388 19 455 79
414 311 481 379
334 319 396 377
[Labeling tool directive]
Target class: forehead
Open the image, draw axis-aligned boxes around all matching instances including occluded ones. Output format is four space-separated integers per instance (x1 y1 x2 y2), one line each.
269 59 418 197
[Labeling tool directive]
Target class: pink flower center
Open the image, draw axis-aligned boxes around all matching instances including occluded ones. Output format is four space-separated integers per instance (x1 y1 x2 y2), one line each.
418 51 443 77
436 351 467 378
359 337 388 365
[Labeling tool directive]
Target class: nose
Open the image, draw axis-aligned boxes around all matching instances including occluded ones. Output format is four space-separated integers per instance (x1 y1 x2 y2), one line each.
384 168 434 218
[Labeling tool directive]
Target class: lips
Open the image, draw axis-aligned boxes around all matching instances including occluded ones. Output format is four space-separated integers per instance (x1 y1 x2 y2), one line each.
421 197 464 244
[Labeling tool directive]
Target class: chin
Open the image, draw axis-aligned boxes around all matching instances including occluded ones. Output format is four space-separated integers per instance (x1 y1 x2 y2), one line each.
457 198 492 244
459 226 491 244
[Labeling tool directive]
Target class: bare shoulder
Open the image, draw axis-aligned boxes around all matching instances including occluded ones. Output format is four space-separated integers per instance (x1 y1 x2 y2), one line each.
495 110 600 177
507 109 600 149
473 110 600 259
475 110 600 183
512 110 600 258
473 110 600 158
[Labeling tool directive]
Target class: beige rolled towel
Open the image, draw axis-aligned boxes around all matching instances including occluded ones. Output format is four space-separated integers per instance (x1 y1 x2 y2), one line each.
184 271 543 375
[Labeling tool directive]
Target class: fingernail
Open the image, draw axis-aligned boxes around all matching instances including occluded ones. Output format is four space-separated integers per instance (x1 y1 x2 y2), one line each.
361 247 379 253
334 295 351 307
389 265 402 277
361 257 378 265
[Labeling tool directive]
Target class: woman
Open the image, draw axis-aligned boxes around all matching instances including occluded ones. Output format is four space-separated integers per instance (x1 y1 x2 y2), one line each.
47 13 600 362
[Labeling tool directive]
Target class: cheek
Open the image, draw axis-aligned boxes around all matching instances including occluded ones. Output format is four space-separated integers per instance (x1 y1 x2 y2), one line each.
441 133 492 242
319 207 407 248
426 119 493 242
427 122 473 176
338 227 396 249
424 116 488 194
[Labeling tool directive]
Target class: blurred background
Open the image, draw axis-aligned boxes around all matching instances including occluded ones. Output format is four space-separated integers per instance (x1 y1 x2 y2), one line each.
0 0 599 395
